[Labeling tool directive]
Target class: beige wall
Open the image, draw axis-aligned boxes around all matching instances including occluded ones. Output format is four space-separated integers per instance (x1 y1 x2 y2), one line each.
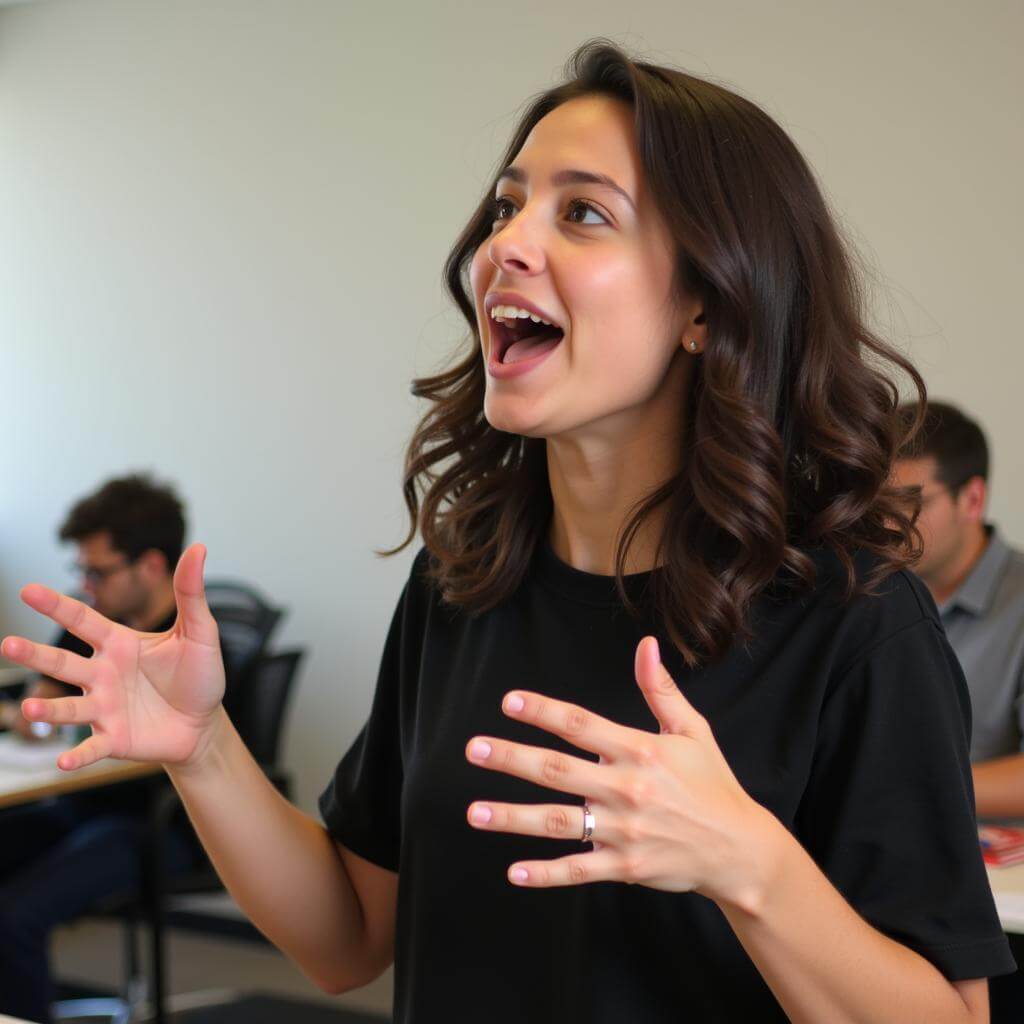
1 0 1021 809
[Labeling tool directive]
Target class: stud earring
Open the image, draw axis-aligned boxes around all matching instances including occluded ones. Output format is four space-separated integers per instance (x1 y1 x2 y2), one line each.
688 339 699 352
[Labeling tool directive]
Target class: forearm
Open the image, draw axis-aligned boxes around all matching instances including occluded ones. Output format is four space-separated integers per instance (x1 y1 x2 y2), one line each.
717 812 982 1024
166 707 374 992
973 753 1024 818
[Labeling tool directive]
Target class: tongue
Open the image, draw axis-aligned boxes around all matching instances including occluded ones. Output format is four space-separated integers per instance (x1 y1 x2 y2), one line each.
504 332 562 365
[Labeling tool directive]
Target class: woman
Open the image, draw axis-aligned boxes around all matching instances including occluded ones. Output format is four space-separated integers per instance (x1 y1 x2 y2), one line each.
3 41 1013 1023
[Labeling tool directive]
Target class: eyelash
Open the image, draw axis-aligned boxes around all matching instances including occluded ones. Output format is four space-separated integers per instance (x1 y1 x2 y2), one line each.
490 197 608 227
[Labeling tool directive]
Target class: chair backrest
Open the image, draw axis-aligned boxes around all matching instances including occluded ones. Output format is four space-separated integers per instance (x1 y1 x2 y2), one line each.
231 648 304 771
205 579 284 703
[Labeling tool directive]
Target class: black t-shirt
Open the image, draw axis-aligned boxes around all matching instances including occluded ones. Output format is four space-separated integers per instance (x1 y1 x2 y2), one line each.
320 543 1015 1022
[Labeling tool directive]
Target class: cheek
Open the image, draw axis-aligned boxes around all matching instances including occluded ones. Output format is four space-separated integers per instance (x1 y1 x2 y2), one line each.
469 245 491 305
566 255 676 374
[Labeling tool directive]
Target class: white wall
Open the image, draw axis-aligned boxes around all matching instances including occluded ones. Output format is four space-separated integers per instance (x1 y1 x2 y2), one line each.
1 0 1021 810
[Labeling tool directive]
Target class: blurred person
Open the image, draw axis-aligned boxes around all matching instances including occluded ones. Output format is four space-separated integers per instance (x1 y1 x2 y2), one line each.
4 42 1013 1024
0 474 197 1023
1 474 181 738
894 402 1024 820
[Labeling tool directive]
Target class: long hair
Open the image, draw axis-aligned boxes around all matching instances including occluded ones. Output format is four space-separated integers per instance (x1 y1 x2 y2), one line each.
385 40 925 666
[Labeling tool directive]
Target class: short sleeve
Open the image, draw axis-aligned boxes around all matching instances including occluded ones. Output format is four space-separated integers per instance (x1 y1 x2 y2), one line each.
796 616 1016 980
318 555 426 873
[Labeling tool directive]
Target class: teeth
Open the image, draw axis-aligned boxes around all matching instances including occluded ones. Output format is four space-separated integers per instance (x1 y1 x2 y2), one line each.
489 304 555 327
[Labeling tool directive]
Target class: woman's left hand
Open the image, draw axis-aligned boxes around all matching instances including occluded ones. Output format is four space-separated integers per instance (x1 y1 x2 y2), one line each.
465 635 783 907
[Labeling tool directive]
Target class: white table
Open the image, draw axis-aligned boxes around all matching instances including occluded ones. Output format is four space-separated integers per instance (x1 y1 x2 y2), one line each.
0 733 161 810
987 863 1024 936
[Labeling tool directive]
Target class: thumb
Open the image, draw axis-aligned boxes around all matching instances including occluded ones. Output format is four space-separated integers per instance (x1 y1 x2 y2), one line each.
173 543 219 646
634 636 704 736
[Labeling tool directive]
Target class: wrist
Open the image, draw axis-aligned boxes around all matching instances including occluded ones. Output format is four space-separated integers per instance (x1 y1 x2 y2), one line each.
166 705 232 781
708 802 794 919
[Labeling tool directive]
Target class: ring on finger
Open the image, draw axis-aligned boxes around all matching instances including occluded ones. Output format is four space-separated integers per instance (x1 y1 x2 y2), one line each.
581 804 595 844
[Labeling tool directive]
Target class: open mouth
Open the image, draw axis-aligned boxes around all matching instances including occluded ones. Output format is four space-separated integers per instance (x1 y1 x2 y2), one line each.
490 313 565 365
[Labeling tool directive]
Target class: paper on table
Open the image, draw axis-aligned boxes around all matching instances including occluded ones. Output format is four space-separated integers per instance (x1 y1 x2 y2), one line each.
0 732 72 770
993 889 1024 932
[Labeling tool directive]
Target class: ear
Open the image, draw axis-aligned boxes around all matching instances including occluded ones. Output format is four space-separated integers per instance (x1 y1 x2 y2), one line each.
957 476 987 523
681 304 708 354
137 548 170 581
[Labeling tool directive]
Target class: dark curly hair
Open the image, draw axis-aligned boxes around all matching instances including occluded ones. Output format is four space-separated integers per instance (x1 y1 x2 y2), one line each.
59 473 186 572
386 40 925 666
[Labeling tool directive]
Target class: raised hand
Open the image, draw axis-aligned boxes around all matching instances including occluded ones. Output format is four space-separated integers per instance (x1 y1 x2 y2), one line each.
465 635 783 905
0 544 226 772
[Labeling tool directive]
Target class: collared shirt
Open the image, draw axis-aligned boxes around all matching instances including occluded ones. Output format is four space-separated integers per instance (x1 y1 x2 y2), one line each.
939 527 1024 762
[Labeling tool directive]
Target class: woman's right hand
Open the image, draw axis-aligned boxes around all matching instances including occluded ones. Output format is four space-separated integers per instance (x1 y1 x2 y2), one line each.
0 543 226 772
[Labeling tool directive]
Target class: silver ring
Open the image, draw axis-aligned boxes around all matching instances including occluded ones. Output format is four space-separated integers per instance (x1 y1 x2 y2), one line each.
581 804 595 843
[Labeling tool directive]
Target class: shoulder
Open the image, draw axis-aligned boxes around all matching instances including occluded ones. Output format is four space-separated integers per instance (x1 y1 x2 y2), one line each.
771 545 944 680
998 540 1024 597
785 544 936 625
394 545 454 628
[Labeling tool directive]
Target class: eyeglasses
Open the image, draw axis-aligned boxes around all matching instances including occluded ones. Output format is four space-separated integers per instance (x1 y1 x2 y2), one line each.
68 559 134 585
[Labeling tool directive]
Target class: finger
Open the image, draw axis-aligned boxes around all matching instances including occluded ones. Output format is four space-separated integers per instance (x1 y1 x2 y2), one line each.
466 736 613 801
57 732 112 772
23 694 95 726
501 691 637 761
468 801 598 844
506 848 621 888
172 544 220 647
0 636 96 690
634 636 706 737
17 586 114 650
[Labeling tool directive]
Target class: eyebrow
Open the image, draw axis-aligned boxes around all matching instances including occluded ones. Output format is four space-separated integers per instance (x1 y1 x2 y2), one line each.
497 166 636 210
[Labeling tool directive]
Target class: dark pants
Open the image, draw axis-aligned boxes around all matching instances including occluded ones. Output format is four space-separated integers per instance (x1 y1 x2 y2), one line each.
0 796 196 1024
991 932 1024 1024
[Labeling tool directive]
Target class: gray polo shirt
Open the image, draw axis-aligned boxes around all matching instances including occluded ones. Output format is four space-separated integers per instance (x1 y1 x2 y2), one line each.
939 527 1024 762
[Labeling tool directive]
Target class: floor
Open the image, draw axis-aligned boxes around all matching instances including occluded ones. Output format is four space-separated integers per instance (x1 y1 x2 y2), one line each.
52 919 393 1021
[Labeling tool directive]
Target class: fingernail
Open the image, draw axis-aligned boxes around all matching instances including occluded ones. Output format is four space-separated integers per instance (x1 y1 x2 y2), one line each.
650 636 661 661
469 739 492 761
510 867 529 884
505 693 525 713
469 804 492 825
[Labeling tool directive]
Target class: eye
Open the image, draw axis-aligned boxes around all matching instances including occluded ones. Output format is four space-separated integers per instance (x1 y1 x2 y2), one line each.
566 200 608 226
492 197 517 221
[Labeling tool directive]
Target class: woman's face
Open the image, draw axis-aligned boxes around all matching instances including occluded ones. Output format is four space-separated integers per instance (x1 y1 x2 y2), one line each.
470 95 700 443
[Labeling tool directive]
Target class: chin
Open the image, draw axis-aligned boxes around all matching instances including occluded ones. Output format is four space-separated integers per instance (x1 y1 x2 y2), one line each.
483 400 550 439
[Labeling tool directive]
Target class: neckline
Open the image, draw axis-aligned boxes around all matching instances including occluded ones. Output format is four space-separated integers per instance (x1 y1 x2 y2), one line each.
533 539 659 607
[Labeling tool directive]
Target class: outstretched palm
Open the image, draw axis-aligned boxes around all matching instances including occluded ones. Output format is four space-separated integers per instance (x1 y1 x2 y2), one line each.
0 544 226 771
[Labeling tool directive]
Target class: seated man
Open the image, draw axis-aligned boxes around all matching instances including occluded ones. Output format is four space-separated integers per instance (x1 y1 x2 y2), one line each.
894 402 1024 819
0 474 199 1023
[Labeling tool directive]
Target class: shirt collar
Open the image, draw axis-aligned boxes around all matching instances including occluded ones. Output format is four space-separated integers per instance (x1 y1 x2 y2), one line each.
942 525 1011 617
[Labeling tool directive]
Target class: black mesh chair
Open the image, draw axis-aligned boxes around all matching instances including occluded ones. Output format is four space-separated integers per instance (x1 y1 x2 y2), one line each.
205 580 284 692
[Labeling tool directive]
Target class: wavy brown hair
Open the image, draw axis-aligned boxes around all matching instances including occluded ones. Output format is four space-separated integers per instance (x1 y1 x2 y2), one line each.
385 40 925 666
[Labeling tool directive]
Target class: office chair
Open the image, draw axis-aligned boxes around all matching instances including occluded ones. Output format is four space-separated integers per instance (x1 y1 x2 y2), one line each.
205 580 284 689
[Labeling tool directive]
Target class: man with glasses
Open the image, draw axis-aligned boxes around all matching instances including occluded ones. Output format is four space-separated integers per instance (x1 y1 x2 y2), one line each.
1 474 181 738
894 402 1024 820
0 473 195 1023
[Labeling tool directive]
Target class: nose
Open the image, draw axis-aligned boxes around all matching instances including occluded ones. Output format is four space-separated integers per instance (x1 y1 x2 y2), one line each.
487 209 547 277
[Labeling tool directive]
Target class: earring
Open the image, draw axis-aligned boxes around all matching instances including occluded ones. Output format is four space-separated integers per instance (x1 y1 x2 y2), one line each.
687 339 699 352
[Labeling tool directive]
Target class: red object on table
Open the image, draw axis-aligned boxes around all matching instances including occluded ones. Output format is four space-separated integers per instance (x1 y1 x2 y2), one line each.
979 825 1024 867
